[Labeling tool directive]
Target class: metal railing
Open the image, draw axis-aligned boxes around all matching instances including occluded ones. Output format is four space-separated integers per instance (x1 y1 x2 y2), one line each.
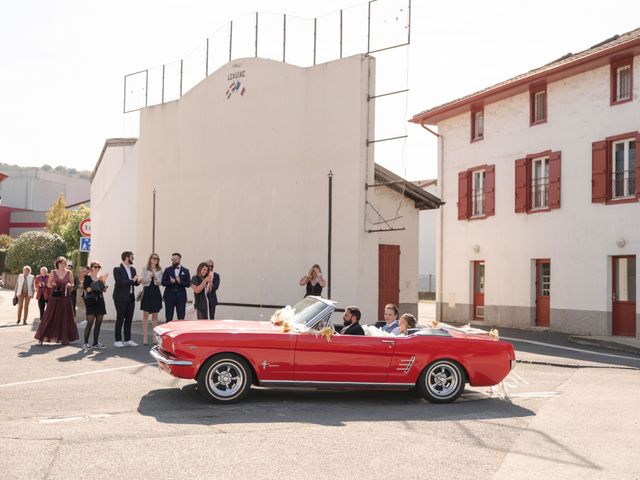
531 176 549 209
612 171 636 199
123 0 411 113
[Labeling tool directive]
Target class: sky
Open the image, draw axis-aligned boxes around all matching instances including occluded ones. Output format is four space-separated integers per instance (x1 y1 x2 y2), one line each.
0 0 638 181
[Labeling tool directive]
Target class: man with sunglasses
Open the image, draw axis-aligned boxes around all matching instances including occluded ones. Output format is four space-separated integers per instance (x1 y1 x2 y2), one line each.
113 251 142 347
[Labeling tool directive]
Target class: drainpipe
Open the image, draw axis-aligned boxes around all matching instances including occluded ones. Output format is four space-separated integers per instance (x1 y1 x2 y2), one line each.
420 121 444 321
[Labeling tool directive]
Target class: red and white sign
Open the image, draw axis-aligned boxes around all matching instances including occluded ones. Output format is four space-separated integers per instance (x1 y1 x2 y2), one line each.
79 218 91 237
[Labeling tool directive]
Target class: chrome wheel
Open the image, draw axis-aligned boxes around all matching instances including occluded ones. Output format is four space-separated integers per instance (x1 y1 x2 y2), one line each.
198 354 253 403
417 360 465 403
427 362 459 399
207 360 245 398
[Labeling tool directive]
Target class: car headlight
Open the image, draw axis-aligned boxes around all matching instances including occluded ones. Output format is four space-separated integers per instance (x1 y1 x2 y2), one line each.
156 335 163 350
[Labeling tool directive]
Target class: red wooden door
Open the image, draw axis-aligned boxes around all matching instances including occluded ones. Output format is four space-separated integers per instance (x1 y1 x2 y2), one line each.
535 260 551 327
612 256 636 336
473 261 485 320
378 244 400 321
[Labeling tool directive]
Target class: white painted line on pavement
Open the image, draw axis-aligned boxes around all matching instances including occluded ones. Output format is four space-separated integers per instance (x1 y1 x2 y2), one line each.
0 363 156 389
508 391 561 398
39 414 112 424
502 336 640 361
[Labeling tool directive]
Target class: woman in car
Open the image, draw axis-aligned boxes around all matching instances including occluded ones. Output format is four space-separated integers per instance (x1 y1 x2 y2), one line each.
392 313 417 336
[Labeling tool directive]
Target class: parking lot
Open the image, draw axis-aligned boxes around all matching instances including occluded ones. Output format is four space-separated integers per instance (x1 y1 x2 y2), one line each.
1 289 639 480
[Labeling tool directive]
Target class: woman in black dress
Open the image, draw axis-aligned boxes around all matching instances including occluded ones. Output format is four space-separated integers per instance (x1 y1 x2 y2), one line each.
82 262 108 349
140 253 163 345
191 262 213 319
299 264 326 298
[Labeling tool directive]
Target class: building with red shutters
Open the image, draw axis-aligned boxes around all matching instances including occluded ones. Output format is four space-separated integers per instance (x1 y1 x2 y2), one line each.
412 28 640 338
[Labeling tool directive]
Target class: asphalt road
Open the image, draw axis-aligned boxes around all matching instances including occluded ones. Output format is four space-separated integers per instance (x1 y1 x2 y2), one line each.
1 290 639 480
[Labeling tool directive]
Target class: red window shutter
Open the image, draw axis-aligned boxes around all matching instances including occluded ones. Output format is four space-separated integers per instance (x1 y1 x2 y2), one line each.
636 133 640 197
515 158 527 212
592 141 608 203
458 171 469 220
485 165 495 216
548 151 561 209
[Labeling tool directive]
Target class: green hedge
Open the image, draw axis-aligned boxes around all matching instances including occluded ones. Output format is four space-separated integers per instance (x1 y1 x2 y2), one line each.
5 231 68 274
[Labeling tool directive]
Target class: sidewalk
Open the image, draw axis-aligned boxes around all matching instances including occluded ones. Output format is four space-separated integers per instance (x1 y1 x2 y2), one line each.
417 300 640 357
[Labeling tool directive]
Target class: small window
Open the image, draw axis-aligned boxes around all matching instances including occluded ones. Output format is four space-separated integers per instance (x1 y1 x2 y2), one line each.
611 138 636 199
616 66 632 101
471 108 484 141
611 57 633 105
471 169 485 216
531 156 549 209
530 85 547 125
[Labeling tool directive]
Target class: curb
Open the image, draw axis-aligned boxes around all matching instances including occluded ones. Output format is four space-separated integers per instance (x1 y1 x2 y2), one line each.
569 336 640 356
516 359 639 370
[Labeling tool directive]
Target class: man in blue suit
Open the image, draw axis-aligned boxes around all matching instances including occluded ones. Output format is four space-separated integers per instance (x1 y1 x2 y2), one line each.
162 252 190 321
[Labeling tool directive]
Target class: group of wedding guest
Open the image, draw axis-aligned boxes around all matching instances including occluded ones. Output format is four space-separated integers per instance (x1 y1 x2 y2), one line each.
381 303 418 336
110 251 220 349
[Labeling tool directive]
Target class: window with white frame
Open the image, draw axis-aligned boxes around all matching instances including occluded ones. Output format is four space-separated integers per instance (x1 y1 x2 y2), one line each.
472 111 484 140
612 139 636 198
533 90 546 123
531 156 549 209
471 169 485 216
616 65 632 102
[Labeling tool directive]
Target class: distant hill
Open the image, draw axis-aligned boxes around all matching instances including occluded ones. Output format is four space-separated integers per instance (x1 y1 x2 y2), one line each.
0 162 91 179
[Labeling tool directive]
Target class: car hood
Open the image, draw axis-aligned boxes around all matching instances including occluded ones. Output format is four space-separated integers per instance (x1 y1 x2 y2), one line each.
155 319 284 335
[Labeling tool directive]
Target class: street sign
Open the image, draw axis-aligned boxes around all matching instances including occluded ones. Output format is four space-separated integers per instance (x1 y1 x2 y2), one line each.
80 237 91 252
79 218 91 237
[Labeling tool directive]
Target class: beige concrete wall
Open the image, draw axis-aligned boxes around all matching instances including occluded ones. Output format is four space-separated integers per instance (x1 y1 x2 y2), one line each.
369 185 419 318
90 55 420 324
90 143 139 320
133 55 377 321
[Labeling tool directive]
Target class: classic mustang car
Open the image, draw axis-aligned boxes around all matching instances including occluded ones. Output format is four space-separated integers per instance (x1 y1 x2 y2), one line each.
151 296 516 404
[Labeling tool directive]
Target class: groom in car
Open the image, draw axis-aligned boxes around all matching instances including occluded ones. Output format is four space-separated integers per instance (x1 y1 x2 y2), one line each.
340 306 365 335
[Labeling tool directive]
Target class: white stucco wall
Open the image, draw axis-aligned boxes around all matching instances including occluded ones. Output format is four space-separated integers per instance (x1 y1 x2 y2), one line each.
90 143 139 320
436 56 639 334
418 183 437 292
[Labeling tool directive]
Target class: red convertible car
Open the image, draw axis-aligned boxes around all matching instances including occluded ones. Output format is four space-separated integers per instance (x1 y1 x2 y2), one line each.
151 297 516 404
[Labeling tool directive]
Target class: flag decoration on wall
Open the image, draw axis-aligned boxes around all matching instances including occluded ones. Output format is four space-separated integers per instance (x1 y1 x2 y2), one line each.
226 80 246 99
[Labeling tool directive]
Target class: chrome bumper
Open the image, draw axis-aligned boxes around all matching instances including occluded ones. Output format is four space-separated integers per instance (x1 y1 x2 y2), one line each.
150 346 193 366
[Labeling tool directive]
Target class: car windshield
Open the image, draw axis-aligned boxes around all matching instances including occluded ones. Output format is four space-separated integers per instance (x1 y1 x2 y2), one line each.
289 297 328 326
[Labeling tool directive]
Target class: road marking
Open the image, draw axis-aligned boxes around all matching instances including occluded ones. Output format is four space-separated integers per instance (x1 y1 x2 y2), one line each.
502 336 640 361
0 363 156 389
39 414 112 424
508 391 561 398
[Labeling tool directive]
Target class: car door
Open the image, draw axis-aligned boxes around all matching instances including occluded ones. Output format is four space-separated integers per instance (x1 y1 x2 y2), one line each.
293 333 396 383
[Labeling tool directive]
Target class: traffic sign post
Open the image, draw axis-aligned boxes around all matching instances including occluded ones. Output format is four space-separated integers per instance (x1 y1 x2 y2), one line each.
79 218 91 237
80 237 91 252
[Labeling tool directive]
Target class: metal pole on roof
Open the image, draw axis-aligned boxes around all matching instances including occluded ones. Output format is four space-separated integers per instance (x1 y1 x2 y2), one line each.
339 10 343 59
229 20 233 62
367 1 371 53
255 12 259 58
313 17 317 65
179 59 183 97
144 70 148 107
205 38 209 76
282 14 286 62
161 64 165 104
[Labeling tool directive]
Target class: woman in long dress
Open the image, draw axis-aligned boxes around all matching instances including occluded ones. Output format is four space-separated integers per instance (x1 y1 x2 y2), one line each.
34 256 79 345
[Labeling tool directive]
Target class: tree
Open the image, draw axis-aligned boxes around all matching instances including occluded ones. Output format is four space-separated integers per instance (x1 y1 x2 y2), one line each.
41 164 52 171
46 194 69 237
5 231 67 274
60 205 90 254
0 234 13 249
